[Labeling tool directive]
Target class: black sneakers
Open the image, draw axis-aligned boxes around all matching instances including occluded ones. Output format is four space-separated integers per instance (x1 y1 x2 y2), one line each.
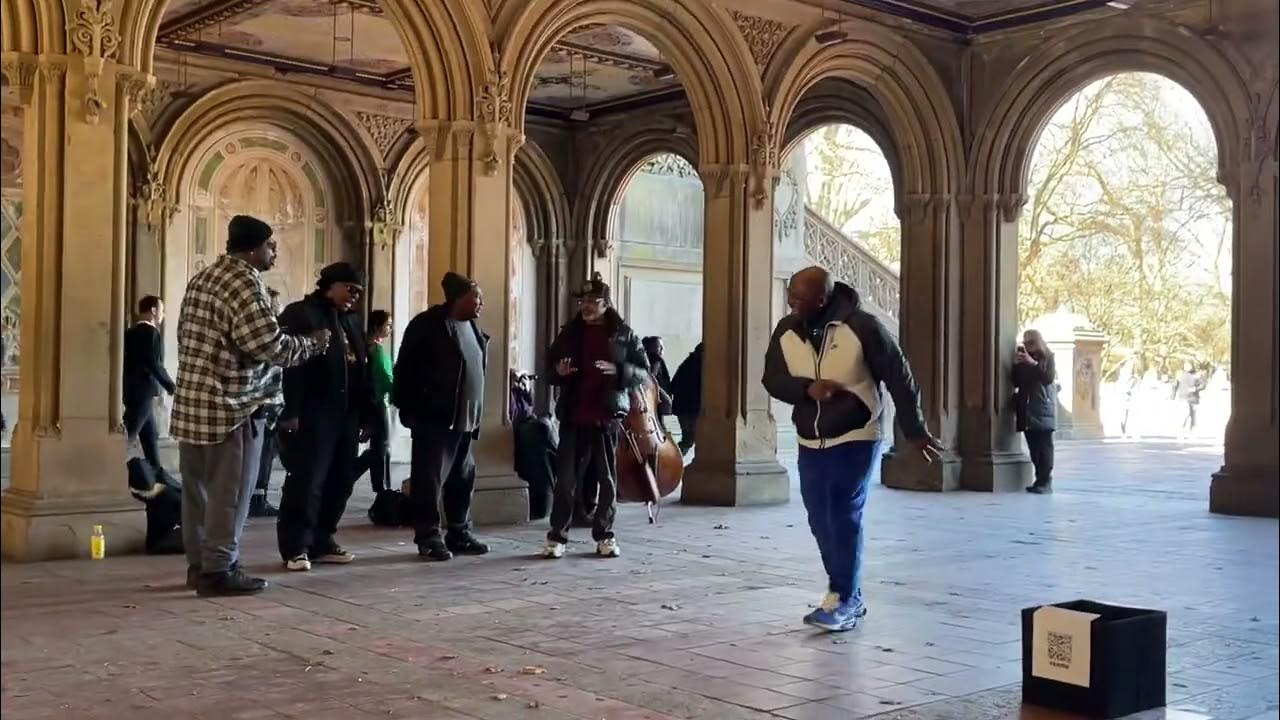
446 533 490 556
196 567 268 597
249 494 279 518
418 541 453 562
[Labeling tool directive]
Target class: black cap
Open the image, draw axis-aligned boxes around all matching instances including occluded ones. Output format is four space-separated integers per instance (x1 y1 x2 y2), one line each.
316 262 365 290
441 272 477 303
226 215 273 252
573 273 611 303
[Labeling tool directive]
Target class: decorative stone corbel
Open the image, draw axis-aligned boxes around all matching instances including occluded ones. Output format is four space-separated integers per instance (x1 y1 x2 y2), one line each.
529 235 547 259
0 53 40 106
371 200 402 253
997 193 1026 223
750 120 779 210
476 50 514 177
70 0 121 126
137 160 178 232
591 236 614 258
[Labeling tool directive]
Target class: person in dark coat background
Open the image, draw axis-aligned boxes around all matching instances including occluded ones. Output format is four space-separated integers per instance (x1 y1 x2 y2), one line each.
123 295 176 478
275 262 372 571
393 272 492 561
670 342 704 456
642 336 673 428
1012 329 1058 494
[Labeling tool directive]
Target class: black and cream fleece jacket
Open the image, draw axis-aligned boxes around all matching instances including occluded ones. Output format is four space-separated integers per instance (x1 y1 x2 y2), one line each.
762 282 927 449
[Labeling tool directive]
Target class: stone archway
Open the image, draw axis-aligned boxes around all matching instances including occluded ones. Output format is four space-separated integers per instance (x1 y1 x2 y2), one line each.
766 22 966 491
969 16 1276 515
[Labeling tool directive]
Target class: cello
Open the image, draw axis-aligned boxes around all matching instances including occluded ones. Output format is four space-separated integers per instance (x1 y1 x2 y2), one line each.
615 375 684 522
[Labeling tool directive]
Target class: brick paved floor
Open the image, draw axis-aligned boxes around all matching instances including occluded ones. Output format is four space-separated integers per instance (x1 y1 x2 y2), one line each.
2 441 1277 720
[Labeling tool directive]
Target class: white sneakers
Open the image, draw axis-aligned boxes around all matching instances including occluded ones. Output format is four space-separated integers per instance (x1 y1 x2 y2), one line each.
541 538 621 558
542 540 566 559
285 554 311 572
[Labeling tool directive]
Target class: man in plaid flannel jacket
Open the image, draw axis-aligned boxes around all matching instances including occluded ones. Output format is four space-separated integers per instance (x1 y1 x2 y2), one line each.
172 214 330 597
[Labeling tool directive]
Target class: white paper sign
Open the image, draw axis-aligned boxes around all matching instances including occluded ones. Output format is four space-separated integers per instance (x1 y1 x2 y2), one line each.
1031 606 1100 688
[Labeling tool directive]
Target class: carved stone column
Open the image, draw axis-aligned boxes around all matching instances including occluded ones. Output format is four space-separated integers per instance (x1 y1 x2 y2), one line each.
1 28 151 559
368 201 399 315
1211 108 1279 518
882 193 963 490
417 112 529 525
682 163 790 506
956 193 1033 492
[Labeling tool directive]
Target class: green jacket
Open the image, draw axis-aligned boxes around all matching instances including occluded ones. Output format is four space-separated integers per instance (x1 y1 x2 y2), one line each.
370 343 394 407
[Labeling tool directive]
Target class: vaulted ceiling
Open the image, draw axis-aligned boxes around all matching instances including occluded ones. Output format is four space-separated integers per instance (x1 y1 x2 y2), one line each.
156 1 1118 119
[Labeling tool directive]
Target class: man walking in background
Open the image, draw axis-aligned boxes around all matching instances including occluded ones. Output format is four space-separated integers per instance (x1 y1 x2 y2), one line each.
123 295 176 480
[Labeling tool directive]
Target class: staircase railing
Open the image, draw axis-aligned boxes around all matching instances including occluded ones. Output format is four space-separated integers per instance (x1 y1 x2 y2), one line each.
802 208 900 328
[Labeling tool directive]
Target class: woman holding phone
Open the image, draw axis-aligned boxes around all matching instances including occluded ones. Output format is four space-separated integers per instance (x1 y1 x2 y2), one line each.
1012 329 1058 494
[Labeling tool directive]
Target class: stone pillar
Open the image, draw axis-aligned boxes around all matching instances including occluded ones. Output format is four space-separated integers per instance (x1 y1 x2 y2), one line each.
957 194 1033 492
882 194 962 490
1211 124 1279 518
368 204 399 316
683 165 789 506
1031 308 1105 441
0 50 148 559
418 118 528 524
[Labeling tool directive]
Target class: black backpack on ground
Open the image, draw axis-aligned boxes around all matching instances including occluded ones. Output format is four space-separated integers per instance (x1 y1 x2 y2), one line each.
127 457 184 554
367 488 412 527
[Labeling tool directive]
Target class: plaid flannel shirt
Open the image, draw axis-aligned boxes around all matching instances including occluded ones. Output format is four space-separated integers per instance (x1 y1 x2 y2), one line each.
170 255 317 445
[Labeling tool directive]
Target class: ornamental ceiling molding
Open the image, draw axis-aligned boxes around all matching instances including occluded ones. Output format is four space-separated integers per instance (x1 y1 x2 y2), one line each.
354 111 413 159
70 0 121 125
729 10 793 73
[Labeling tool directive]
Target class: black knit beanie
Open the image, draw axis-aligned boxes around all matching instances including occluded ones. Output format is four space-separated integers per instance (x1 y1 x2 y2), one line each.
226 215 273 253
442 272 476 303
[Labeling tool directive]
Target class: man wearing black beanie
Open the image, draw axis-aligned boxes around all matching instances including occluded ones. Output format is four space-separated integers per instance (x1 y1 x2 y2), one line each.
171 214 331 597
392 271 491 561
274 262 373 571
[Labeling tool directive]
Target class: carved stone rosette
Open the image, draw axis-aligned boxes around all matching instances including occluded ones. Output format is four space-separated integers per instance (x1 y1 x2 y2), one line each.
70 0 121 126
355 111 413 159
729 10 793 73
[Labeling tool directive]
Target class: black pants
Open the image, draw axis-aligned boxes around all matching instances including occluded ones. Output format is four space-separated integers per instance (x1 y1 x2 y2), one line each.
276 412 360 560
255 426 277 493
1024 430 1055 487
549 424 618 544
410 424 476 546
353 403 391 493
124 399 162 470
677 414 698 453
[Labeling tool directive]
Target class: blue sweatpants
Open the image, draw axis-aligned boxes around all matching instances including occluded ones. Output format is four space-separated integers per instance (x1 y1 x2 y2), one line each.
797 440 883 604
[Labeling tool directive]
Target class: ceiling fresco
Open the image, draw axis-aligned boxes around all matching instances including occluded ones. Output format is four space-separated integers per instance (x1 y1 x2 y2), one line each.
839 0 1119 31
159 1 680 115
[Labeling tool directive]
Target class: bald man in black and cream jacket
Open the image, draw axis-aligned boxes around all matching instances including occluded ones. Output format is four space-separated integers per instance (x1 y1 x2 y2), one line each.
763 266 943 633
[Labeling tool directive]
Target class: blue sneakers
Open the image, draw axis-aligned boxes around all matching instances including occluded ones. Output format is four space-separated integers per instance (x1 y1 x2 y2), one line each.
806 594 867 632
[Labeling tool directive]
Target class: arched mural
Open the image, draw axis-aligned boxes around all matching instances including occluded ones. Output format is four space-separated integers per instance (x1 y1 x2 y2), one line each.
180 130 336 306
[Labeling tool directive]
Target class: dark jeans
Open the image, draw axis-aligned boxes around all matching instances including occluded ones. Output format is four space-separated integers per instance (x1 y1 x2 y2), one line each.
1024 430 1055 486
410 424 476 546
353 403 391 493
124 399 162 470
677 414 698 453
276 411 360 560
548 424 618 544
798 440 882 604
254 426 277 493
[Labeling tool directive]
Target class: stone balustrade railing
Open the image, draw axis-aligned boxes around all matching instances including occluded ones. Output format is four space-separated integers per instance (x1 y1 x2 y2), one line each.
802 208 900 333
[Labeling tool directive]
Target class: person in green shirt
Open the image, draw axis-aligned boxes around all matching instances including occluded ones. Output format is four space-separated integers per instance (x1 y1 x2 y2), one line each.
354 309 394 493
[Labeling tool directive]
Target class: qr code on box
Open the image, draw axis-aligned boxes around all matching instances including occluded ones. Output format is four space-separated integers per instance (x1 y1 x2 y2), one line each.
1047 631 1073 668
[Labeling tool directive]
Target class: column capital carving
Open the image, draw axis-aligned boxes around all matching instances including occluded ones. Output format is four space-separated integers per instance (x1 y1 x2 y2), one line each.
997 193 1026 223
118 70 154 107
898 193 953 224
592 236 614 259
0 52 40 105
418 120 477 163
134 158 179 232
700 164 750 199
371 200 402 252
69 0 122 126
476 51 516 177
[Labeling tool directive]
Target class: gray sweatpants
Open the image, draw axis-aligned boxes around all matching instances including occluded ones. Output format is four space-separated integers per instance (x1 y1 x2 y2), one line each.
180 419 264 573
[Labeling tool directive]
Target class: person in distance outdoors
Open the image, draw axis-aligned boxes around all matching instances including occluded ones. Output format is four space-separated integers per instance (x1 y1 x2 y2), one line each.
1012 329 1058 494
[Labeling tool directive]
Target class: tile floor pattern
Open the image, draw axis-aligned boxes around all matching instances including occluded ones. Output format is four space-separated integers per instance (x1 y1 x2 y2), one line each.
2 441 1277 720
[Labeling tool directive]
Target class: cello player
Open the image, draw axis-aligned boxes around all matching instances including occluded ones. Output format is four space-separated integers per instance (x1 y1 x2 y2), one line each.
542 274 648 559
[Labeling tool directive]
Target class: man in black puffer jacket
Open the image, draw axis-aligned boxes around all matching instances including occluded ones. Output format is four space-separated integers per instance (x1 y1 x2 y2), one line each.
393 272 491 561
763 266 943 633
541 274 648 560
275 262 372 572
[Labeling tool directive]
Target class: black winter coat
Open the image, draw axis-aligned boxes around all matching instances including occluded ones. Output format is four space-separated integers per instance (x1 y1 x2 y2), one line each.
1012 353 1058 432
278 292 372 423
545 310 649 422
392 304 489 435
671 346 703 416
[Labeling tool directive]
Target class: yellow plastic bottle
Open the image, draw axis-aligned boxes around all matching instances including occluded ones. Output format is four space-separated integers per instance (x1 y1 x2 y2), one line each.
90 524 105 560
